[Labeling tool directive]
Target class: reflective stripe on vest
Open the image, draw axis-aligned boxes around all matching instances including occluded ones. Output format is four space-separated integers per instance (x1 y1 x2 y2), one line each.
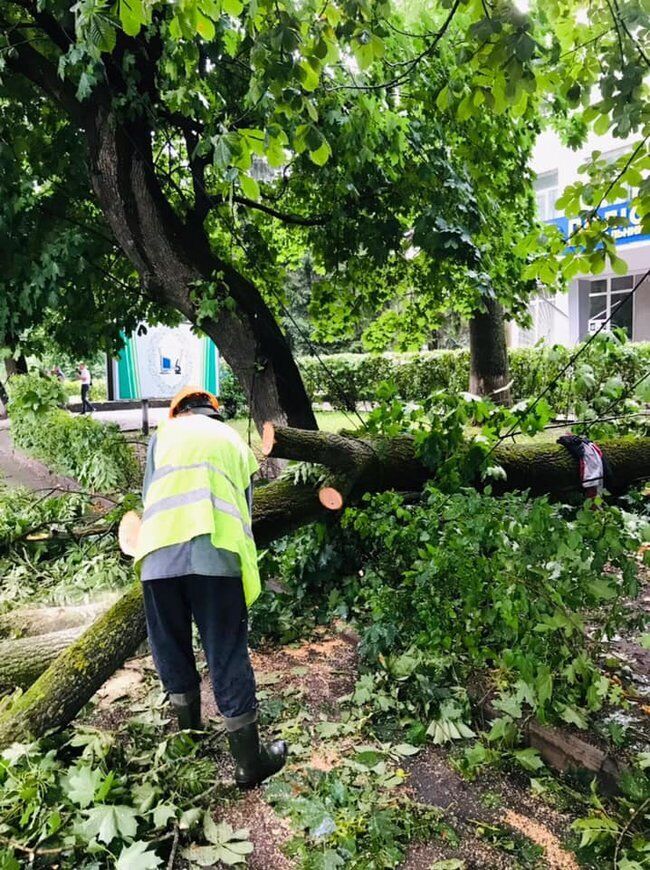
135 415 260 606
142 487 254 540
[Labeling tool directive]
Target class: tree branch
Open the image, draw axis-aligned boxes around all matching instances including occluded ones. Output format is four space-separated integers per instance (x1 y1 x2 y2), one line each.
6 0 74 52
3 29 83 123
209 193 330 226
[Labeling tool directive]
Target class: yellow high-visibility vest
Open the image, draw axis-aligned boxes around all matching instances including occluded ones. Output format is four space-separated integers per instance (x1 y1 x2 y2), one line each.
135 414 261 606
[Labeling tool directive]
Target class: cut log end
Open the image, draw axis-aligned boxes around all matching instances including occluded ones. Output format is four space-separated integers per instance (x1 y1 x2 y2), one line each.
319 487 344 511
261 422 276 456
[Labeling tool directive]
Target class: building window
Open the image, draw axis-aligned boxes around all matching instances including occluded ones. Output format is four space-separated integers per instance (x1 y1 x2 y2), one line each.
588 275 634 337
534 170 559 221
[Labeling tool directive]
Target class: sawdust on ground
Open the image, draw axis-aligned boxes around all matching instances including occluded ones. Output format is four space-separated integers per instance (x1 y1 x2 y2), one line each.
504 809 580 870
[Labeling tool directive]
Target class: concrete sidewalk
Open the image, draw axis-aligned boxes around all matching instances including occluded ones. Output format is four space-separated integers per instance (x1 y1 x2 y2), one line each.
0 425 80 491
75 406 168 431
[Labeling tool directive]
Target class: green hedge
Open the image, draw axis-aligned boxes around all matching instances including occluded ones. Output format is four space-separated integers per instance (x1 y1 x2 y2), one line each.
60 378 108 404
298 338 650 409
7 374 138 493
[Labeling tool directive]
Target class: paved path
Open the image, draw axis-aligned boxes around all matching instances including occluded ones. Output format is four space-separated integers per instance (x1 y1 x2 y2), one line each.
82 407 168 431
0 424 81 491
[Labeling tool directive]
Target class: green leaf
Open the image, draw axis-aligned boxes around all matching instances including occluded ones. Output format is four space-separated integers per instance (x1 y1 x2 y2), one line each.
436 86 450 111
0 853 21 870
431 861 466 869
196 13 216 40
593 114 611 136
535 667 553 708
572 815 619 848
588 578 618 601
76 72 94 101
80 805 139 845
610 255 628 275
115 841 163 870
222 0 244 15
309 139 332 166
240 174 260 201
152 803 177 829
513 748 545 771
118 0 145 37
393 743 421 757
560 705 589 730
179 807 203 830
64 765 102 808
131 782 158 814
457 94 473 122
181 844 222 867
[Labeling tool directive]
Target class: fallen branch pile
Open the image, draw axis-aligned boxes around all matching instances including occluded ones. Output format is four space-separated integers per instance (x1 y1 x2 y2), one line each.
0 430 648 746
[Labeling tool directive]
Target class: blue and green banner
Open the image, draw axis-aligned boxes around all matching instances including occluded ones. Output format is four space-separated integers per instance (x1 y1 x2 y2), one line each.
112 324 220 400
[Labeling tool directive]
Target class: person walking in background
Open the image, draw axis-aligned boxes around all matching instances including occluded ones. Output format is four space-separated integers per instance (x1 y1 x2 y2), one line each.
52 365 65 381
78 363 94 414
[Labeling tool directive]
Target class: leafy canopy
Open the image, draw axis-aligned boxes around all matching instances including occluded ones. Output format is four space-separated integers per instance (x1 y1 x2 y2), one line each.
0 0 647 355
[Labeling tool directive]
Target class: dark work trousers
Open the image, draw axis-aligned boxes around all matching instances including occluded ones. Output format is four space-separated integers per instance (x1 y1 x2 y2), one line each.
142 575 257 723
80 383 94 413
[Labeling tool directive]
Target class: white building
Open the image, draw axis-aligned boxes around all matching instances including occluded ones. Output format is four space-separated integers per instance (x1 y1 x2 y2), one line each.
509 128 650 347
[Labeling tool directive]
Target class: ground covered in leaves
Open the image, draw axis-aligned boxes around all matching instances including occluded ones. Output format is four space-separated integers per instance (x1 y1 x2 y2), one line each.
79 625 597 870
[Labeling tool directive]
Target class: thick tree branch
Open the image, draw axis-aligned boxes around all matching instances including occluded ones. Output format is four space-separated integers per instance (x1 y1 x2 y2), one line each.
183 128 212 225
209 193 331 226
7 0 74 52
3 32 83 123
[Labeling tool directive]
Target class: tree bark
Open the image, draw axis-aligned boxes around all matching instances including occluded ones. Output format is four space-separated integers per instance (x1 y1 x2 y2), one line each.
83 102 316 432
263 427 650 503
4 355 28 377
0 627 85 691
0 600 115 640
1 433 647 745
469 298 511 406
0 481 319 746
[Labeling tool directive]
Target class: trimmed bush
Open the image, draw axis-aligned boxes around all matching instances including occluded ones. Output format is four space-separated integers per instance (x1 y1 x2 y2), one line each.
7 374 138 493
60 379 108 404
298 338 650 409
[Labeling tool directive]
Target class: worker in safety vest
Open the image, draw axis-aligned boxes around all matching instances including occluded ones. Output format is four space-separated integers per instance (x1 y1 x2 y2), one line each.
134 385 287 788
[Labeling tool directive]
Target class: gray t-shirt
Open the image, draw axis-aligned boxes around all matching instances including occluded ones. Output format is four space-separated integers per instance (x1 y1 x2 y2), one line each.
140 430 253 581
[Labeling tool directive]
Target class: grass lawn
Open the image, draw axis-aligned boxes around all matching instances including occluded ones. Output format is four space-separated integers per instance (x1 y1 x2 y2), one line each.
227 410 364 454
230 410 571 458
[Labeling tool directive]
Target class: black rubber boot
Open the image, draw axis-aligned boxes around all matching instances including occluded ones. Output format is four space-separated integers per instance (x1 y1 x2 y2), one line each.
169 691 202 731
228 721 288 789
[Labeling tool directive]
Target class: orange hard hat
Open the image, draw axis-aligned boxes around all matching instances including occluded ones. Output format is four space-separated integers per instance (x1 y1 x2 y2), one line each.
169 385 220 418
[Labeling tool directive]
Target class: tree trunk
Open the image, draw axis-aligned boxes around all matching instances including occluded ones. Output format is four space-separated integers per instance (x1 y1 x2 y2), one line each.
84 104 316 432
4 354 28 377
0 481 318 746
0 600 115 640
262 426 650 503
1 432 647 745
469 298 511 405
0 627 85 691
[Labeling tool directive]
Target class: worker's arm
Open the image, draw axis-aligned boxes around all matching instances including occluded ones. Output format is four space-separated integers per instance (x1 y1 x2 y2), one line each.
142 433 157 502
245 480 253 517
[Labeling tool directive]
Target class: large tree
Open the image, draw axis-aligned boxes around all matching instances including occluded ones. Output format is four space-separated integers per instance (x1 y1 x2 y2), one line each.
1 0 647 423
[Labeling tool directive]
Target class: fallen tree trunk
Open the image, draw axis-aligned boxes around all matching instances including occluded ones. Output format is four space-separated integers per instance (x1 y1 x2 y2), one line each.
0 627 86 691
262 426 650 506
0 599 116 639
0 483 319 746
1 432 648 746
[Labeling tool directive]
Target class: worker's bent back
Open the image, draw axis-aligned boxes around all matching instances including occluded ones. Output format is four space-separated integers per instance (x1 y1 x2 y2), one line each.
135 414 261 606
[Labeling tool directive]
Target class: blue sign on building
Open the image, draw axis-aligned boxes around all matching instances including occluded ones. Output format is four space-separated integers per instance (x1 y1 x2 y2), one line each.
548 199 649 246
